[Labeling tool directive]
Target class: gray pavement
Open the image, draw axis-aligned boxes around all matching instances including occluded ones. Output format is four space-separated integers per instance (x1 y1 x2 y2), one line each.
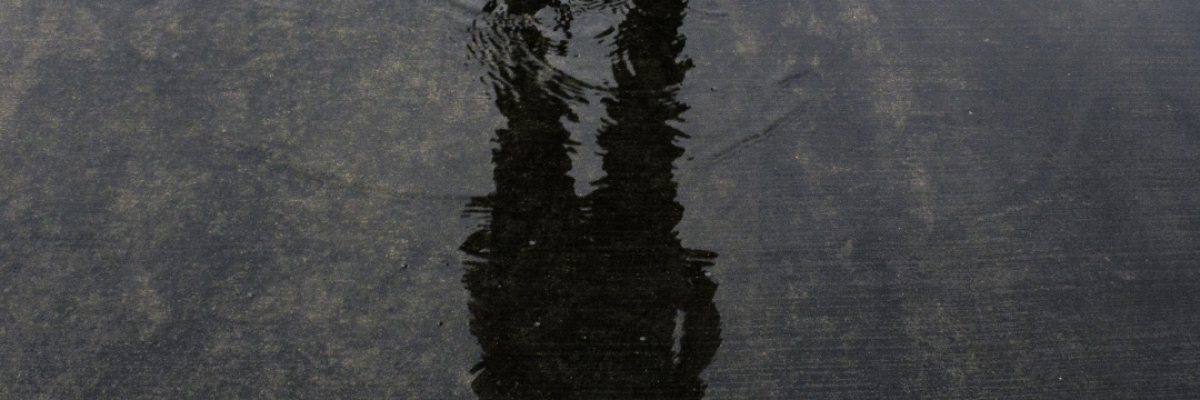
2 0 1199 398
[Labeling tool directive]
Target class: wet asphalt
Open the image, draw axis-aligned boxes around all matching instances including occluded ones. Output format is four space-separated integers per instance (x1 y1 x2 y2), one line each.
2 0 1200 399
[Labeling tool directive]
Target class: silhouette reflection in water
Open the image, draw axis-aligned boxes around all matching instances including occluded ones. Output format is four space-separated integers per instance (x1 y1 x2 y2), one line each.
461 0 721 398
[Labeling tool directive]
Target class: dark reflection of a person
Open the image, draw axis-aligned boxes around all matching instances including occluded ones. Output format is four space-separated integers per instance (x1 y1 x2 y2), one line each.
461 0 721 399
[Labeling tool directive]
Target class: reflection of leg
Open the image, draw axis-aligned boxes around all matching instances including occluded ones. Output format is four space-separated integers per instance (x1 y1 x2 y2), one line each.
464 3 589 400
679 275 721 379
593 0 719 392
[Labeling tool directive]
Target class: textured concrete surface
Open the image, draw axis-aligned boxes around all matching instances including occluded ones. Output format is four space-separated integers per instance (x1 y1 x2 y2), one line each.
2 0 1200 399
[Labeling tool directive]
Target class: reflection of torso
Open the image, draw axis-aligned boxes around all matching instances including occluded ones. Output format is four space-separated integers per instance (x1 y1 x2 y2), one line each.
461 0 721 398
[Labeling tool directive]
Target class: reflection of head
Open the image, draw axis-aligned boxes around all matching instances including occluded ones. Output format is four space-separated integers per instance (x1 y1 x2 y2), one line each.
462 0 720 398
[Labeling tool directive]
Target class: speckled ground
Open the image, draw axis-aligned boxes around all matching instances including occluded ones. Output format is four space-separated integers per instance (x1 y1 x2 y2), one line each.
2 0 1200 399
